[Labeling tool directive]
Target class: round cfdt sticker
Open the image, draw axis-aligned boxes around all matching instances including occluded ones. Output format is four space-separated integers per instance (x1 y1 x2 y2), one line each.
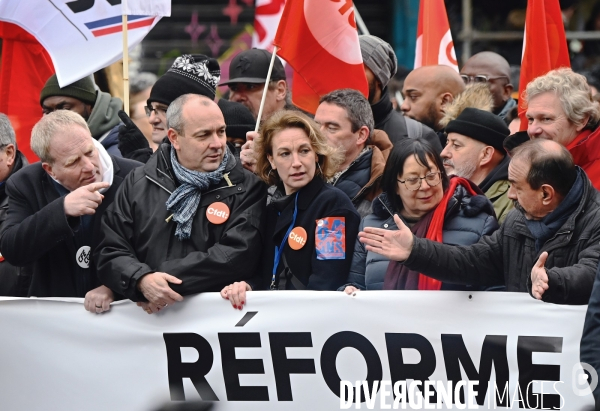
206 202 230 224
76 246 91 269
288 227 307 250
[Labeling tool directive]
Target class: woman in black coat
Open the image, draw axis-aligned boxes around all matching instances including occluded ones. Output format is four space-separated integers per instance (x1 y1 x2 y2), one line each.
221 110 360 309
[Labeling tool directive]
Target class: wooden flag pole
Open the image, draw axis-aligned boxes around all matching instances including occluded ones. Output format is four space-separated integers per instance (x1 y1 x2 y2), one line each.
254 46 279 132
122 0 130 115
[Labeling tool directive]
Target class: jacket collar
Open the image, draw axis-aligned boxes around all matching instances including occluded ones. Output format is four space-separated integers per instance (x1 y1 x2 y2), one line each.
354 129 392 200
370 87 393 126
478 154 509 193
271 176 325 237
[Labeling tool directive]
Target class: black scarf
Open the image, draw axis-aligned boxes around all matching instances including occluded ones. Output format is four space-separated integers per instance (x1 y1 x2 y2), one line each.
524 169 584 253
479 154 509 193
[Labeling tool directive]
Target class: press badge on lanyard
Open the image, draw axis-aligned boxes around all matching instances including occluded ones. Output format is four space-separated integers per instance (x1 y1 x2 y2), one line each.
315 217 346 260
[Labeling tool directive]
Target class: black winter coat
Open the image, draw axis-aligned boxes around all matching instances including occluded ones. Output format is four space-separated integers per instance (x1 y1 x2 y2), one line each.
0 156 141 297
580 262 600 406
403 169 600 304
95 144 267 301
0 151 28 296
253 177 361 291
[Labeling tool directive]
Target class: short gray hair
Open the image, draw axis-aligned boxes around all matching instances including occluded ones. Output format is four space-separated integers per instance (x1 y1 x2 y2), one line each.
166 94 213 134
0 113 16 148
31 110 90 163
524 68 600 129
319 89 374 136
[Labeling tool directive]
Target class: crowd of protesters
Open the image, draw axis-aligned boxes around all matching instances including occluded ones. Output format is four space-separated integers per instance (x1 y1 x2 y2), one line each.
1 35 600 405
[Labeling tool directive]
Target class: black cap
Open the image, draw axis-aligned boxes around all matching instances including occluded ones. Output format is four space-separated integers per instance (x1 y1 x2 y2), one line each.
219 48 286 86
446 108 510 154
218 99 255 140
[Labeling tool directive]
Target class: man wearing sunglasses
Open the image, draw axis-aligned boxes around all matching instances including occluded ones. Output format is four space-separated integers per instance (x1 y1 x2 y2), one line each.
460 51 516 123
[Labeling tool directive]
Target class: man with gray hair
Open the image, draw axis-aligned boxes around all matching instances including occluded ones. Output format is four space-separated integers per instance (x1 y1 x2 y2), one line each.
96 94 266 315
525 67 600 189
359 35 441 152
0 113 29 296
0 110 140 308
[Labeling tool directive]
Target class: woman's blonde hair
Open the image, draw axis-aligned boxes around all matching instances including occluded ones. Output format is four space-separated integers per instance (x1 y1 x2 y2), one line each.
255 110 343 186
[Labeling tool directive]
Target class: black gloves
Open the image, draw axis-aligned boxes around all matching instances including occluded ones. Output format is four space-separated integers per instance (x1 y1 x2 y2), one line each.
117 110 150 158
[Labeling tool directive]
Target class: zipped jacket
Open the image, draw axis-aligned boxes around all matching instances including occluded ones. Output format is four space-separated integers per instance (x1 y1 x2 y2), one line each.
95 143 267 301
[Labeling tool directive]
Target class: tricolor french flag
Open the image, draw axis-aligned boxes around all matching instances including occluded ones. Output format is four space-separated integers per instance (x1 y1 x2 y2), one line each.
84 15 156 37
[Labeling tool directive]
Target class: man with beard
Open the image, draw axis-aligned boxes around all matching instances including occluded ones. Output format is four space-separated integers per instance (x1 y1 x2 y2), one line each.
359 35 441 152
401 65 465 146
360 139 600 305
441 108 513 223
40 74 122 156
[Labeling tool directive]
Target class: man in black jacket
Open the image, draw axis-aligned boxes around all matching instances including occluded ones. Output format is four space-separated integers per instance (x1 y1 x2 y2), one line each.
96 94 266 314
0 113 28 296
580 263 600 407
359 139 600 305
359 35 442 153
0 111 141 310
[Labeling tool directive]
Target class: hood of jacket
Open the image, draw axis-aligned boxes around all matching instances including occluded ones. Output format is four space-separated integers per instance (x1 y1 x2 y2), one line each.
371 87 394 127
87 91 122 139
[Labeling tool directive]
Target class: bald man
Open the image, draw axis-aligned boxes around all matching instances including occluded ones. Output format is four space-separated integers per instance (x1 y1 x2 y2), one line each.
401 65 465 132
460 52 516 123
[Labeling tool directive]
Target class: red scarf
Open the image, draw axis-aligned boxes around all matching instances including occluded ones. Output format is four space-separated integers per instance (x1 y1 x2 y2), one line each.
417 177 478 290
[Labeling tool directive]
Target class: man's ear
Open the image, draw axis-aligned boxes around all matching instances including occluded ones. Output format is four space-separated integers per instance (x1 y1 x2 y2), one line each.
576 114 590 132
540 184 556 206
41 162 54 179
479 146 495 167
274 80 287 102
503 83 514 100
356 125 369 146
4 144 16 167
167 128 179 149
440 92 454 107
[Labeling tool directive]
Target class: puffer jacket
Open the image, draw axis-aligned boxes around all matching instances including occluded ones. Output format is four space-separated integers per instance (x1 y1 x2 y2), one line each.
344 182 499 291
403 167 600 304
95 143 267 302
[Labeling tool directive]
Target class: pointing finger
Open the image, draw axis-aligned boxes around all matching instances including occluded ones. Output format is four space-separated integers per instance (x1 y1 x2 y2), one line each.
118 110 137 128
535 251 549 267
86 182 111 192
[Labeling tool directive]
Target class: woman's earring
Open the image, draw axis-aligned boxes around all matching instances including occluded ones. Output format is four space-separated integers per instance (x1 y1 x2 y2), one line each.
317 162 323 175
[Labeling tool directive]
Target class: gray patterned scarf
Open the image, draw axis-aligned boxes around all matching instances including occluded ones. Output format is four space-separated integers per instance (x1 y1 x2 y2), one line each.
166 146 229 240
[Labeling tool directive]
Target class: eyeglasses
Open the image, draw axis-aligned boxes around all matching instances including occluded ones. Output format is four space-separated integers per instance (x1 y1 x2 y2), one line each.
144 105 168 117
398 172 441 191
460 74 509 84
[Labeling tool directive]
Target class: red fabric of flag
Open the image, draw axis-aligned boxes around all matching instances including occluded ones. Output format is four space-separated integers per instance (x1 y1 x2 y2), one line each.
518 0 570 131
273 0 368 114
0 22 54 162
413 0 458 69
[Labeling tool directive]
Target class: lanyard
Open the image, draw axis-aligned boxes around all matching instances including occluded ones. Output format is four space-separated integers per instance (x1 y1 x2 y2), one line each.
271 192 299 290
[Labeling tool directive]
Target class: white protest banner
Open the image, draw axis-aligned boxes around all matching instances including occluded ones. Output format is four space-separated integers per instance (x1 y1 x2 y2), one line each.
0 0 170 87
0 291 595 410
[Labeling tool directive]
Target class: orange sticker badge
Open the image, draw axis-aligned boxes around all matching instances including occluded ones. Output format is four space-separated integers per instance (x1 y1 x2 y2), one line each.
288 227 308 250
206 202 230 224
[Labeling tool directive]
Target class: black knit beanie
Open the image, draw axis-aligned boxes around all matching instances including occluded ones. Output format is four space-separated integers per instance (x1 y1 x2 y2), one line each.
40 74 97 106
218 99 255 140
148 54 220 106
446 108 510 153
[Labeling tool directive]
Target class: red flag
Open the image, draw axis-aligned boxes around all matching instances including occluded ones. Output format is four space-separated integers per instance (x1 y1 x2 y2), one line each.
252 0 286 52
518 0 570 130
414 0 458 70
0 22 54 163
273 0 368 114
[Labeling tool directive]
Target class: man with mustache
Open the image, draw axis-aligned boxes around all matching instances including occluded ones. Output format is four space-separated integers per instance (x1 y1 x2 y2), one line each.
360 138 600 305
441 108 513 223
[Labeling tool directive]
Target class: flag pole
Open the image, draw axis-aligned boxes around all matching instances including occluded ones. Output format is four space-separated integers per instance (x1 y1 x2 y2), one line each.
122 0 130 115
353 3 369 35
254 46 279 132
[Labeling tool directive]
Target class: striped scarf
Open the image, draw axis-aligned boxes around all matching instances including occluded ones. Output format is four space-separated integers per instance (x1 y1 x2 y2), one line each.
166 146 229 240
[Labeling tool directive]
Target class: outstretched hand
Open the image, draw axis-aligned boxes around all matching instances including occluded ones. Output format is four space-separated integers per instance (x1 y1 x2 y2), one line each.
531 251 549 300
359 214 414 261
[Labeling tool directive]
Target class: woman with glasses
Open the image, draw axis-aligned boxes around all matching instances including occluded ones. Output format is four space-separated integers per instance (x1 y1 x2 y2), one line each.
342 138 499 292
221 110 361 310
